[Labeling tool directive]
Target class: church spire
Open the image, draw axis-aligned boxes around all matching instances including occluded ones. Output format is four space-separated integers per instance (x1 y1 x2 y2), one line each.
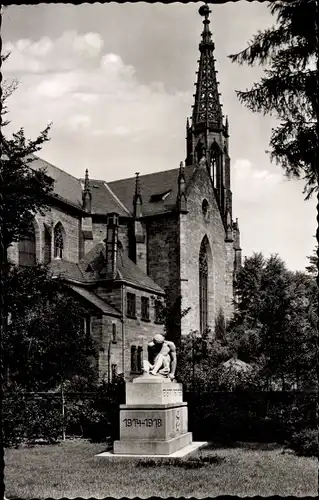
186 4 226 167
82 168 92 212
192 4 223 136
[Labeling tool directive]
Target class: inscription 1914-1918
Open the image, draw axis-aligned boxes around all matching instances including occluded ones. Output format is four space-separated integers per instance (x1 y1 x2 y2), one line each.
123 418 162 428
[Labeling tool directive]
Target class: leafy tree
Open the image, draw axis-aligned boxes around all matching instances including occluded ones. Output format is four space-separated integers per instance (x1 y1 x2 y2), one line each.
229 0 318 199
1 52 53 264
305 246 318 276
228 253 317 390
3 264 97 391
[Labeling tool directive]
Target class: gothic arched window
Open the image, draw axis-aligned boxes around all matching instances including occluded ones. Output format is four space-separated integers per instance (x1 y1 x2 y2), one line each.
54 223 64 259
210 151 218 189
44 226 52 264
19 224 36 267
199 238 208 335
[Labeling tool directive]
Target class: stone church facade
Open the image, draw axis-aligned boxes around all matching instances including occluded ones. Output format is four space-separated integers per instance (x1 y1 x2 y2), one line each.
9 6 241 381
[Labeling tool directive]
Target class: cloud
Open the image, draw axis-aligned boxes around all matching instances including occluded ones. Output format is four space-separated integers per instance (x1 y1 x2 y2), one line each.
3 31 104 74
232 158 281 205
3 30 189 171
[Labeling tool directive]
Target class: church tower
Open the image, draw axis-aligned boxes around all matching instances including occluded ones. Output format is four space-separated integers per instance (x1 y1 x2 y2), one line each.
186 4 233 242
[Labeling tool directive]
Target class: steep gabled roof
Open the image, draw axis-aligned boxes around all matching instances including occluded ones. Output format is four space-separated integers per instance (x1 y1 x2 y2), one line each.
49 258 86 282
78 242 165 294
49 243 164 295
117 252 165 294
68 284 121 317
108 165 196 217
31 155 83 209
83 179 130 216
30 155 197 218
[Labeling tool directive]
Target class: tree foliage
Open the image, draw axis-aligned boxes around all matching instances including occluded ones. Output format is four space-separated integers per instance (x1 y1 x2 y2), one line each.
177 252 317 393
0 53 53 260
229 0 318 199
228 253 317 390
3 264 97 391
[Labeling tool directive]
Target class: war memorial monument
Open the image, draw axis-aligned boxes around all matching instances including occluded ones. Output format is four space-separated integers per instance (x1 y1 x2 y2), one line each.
98 334 206 458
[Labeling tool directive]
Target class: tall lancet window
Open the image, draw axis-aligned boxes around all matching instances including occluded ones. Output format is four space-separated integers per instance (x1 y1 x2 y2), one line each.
210 155 218 189
44 226 52 264
19 224 36 267
54 223 64 259
199 238 208 335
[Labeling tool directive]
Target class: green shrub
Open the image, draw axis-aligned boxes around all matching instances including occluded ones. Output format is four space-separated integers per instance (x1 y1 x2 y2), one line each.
3 390 62 447
288 429 318 457
3 376 125 448
3 389 26 447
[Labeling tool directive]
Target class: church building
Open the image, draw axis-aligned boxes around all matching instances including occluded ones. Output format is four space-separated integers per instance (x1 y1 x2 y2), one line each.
9 5 242 381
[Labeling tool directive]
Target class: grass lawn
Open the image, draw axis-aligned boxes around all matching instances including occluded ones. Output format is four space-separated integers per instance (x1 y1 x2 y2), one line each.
5 438 318 498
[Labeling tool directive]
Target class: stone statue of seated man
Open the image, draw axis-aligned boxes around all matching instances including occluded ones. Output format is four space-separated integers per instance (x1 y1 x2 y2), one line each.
143 334 177 381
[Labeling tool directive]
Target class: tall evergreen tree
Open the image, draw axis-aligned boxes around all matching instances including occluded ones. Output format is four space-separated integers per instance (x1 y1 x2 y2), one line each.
229 0 318 199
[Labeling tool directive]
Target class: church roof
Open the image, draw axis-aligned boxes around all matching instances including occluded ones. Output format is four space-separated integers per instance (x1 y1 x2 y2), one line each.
49 243 164 295
108 165 196 217
31 155 83 209
30 157 198 218
68 284 121 317
84 179 130 216
79 242 165 294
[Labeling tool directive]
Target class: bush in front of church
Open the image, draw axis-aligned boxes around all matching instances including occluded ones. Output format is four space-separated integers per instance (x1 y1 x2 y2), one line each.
286 429 318 457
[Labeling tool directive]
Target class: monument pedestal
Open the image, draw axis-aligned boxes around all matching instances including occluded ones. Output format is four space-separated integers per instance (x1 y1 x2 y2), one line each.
113 375 193 455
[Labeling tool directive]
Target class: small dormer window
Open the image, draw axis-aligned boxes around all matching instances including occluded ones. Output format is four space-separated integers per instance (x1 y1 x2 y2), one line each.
149 190 172 202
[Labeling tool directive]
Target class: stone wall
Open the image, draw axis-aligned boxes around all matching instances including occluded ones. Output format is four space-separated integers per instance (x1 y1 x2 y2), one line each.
8 206 81 264
94 283 165 379
180 166 233 337
147 213 181 307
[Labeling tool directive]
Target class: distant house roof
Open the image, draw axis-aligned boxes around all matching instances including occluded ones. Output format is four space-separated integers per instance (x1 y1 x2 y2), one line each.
108 165 196 217
222 358 252 373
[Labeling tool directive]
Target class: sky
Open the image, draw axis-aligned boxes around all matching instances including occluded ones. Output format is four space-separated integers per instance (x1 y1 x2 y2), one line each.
2 2 316 272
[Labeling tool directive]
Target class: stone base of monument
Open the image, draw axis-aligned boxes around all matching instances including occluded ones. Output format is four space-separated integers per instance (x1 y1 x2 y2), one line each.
105 375 204 457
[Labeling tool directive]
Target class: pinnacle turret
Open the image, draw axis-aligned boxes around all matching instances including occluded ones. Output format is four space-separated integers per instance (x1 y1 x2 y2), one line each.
133 172 142 218
82 168 92 212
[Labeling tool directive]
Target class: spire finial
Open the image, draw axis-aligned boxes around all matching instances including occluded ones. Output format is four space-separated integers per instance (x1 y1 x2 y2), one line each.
199 3 212 45
82 168 92 212
84 168 90 190
133 172 142 218
135 172 140 196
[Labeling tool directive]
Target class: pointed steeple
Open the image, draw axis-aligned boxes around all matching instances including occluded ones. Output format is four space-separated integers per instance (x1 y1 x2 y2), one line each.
133 172 143 218
192 4 223 136
186 4 226 167
82 168 92 212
